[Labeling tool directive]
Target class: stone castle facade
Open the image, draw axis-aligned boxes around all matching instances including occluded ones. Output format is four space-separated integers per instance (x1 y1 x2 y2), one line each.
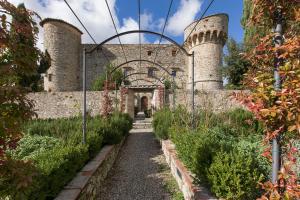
40 13 228 92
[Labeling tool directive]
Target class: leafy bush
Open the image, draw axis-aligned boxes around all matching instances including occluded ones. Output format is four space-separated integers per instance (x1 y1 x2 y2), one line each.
153 107 173 139
207 149 265 200
3 113 133 199
91 63 123 91
26 145 89 199
153 107 270 199
171 126 236 184
7 135 62 160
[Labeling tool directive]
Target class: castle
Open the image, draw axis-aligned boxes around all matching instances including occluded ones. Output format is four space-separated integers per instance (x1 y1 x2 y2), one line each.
40 13 228 116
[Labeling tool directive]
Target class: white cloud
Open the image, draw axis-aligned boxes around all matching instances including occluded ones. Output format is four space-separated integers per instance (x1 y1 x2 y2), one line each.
118 17 148 44
7 0 203 48
166 0 203 36
8 0 148 49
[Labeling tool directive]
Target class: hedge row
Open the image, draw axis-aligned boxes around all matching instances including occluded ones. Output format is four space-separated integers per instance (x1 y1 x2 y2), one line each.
4 112 132 200
153 107 270 200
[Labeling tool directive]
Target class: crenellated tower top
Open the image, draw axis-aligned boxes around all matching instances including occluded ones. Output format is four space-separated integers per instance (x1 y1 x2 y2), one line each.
184 13 228 49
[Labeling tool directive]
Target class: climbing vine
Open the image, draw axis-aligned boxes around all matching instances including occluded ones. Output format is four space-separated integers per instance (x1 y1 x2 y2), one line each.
101 80 113 118
120 87 128 113
236 0 300 199
158 86 164 109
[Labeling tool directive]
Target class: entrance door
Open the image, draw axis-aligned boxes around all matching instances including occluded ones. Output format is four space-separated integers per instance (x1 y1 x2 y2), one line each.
141 96 148 112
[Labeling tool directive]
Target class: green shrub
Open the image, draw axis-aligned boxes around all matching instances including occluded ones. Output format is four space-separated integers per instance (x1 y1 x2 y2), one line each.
153 108 173 139
7 135 62 160
207 149 265 200
91 64 123 91
109 112 133 136
9 113 133 199
152 107 268 199
218 108 264 137
171 126 236 184
25 144 89 200
23 117 81 140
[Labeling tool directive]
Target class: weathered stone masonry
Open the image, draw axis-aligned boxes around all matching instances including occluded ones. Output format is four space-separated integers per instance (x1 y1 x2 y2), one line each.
40 13 228 92
185 14 228 91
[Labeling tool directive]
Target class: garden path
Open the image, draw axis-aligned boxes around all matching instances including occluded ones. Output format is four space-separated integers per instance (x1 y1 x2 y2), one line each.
97 128 172 200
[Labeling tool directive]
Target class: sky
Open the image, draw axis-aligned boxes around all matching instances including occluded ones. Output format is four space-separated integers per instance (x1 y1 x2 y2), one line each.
9 0 244 49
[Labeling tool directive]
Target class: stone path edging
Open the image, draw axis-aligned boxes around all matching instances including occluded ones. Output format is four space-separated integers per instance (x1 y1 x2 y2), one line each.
161 140 218 200
55 138 125 200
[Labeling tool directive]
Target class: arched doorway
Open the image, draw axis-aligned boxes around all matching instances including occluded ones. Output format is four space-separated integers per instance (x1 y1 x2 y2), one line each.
141 96 148 112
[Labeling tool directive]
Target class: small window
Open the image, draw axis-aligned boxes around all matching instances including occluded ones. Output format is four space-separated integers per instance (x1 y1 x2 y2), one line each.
48 74 52 82
172 50 177 56
171 70 177 77
148 68 155 77
124 68 128 77
147 51 152 56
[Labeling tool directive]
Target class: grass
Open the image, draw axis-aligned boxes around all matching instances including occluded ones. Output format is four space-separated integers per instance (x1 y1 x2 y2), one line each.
157 158 184 200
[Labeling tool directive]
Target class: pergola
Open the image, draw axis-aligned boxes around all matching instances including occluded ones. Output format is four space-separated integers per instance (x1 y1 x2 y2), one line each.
61 0 217 143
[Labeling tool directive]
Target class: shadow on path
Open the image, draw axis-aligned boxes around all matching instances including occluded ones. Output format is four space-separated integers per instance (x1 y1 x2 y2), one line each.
97 131 171 200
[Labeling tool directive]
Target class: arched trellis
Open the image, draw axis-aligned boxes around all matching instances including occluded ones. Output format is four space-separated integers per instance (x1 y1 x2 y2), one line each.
122 72 164 84
82 29 196 141
87 30 192 56
111 59 172 76
129 78 158 85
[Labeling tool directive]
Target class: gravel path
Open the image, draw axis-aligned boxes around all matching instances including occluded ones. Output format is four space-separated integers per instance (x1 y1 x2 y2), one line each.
97 130 171 200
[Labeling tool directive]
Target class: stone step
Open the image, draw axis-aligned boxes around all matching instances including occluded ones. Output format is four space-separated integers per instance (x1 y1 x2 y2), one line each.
133 123 152 129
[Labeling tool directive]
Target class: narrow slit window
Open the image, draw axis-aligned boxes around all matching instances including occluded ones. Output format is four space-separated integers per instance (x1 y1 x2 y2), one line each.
48 74 52 82
171 70 177 77
172 50 176 56
148 68 155 77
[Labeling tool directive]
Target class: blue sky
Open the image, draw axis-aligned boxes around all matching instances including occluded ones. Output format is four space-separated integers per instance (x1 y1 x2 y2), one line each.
11 0 244 47
116 0 244 43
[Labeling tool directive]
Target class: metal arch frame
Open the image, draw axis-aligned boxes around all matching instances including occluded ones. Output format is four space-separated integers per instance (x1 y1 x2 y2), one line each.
83 30 196 130
122 72 164 84
129 78 158 85
87 30 192 57
111 59 172 76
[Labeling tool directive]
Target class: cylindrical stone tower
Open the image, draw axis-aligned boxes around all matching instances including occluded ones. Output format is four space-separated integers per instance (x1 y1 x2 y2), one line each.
184 14 228 90
40 18 82 91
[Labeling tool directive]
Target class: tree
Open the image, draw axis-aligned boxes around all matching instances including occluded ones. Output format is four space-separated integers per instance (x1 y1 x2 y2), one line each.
91 63 123 91
0 0 40 197
10 3 50 92
223 38 250 89
236 1 300 199
241 0 268 51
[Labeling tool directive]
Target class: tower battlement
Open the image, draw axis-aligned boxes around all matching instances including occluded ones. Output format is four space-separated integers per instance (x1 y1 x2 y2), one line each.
41 14 228 92
184 14 228 90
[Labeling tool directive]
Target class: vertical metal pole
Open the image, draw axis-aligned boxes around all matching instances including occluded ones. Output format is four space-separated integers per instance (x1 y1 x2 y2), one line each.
82 48 87 144
115 80 117 111
192 52 195 129
172 75 175 111
272 7 283 184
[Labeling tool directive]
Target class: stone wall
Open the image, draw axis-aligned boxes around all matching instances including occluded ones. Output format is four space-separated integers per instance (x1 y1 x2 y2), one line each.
27 91 119 119
162 140 217 200
55 138 125 200
169 90 244 112
80 44 187 90
27 90 243 119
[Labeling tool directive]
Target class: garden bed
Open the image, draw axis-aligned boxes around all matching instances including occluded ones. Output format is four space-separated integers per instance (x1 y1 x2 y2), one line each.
153 107 270 200
55 137 126 200
161 140 216 200
3 113 132 200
